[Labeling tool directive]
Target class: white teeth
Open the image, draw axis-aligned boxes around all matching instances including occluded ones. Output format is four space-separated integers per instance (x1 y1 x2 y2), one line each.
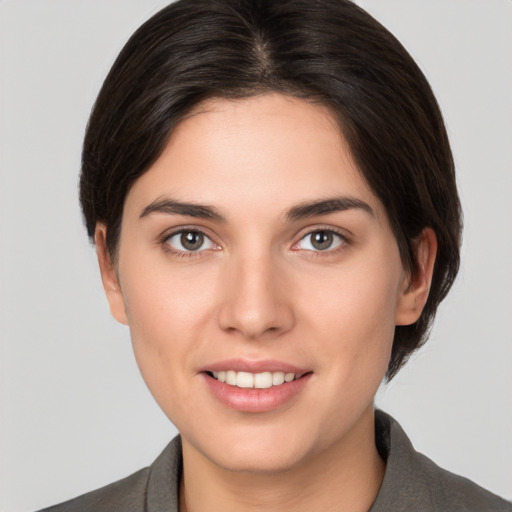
254 372 273 389
272 372 285 385
210 370 297 388
237 371 254 388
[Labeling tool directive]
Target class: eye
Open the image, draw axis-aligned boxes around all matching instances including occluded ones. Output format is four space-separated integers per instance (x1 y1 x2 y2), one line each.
165 230 217 252
296 230 345 252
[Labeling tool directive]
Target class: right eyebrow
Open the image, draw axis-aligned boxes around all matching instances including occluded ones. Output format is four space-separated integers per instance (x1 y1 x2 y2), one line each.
139 197 226 222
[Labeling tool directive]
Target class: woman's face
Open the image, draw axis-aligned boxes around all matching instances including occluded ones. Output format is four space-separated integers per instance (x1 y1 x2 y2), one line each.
99 93 423 473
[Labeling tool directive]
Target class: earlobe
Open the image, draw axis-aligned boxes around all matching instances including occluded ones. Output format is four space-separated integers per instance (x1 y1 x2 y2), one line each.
94 224 129 325
395 228 437 326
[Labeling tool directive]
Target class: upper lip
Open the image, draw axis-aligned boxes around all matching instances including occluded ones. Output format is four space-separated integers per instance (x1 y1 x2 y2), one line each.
199 358 311 376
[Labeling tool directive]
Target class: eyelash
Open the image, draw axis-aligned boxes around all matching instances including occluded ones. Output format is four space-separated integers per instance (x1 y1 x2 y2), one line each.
160 226 350 259
160 228 219 259
293 227 349 256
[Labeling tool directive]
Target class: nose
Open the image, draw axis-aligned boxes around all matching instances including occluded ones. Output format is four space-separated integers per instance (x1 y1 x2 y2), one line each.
217 252 295 340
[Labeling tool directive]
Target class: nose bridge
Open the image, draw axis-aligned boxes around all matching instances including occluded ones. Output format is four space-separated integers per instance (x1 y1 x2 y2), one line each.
218 246 294 339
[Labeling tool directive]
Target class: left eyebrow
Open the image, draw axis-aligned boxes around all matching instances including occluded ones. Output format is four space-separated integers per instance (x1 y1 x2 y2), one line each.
285 197 375 221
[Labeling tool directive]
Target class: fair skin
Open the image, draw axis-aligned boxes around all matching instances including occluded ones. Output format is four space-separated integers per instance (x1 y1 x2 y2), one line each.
96 93 436 512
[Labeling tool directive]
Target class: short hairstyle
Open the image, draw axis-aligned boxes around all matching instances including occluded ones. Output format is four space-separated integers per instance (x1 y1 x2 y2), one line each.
80 0 462 380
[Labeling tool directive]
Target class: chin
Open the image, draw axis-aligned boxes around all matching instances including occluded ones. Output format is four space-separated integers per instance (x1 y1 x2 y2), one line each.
182 418 319 474
208 444 309 475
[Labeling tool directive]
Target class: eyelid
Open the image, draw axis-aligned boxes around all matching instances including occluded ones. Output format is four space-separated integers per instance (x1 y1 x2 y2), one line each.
160 226 221 255
158 224 350 256
291 225 350 252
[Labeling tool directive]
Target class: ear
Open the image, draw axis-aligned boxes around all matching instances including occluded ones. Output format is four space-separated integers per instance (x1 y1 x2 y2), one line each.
395 227 437 326
94 224 129 325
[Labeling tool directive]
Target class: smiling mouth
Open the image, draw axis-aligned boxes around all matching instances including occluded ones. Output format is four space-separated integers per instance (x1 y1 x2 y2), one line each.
206 370 308 389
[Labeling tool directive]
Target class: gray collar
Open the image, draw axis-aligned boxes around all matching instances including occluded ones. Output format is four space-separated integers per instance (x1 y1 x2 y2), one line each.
144 410 509 512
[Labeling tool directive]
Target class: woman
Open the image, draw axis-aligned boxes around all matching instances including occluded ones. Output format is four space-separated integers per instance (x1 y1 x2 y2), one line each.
26 0 509 510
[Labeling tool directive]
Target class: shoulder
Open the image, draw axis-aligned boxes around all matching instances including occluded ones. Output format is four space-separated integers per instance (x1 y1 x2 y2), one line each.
37 436 182 512
372 410 511 512
38 467 150 512
413 449 511 511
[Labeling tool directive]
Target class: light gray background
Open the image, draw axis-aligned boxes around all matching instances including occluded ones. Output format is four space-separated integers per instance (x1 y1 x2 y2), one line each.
1 1 511 511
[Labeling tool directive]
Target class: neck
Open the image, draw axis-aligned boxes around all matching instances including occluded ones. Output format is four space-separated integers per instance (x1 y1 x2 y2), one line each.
180 407 385 512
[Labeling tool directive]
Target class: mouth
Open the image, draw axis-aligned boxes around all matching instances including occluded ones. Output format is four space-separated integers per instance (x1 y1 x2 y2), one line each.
202 362 313 412
205 370 305 389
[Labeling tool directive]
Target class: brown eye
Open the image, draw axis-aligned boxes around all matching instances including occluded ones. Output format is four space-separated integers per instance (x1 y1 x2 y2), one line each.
181 231 204 250
166 230 216 252
297 230 344 252
311 231 333 250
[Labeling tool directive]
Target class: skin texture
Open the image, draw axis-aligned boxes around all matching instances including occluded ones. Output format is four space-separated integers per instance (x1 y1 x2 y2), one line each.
95 94 436 511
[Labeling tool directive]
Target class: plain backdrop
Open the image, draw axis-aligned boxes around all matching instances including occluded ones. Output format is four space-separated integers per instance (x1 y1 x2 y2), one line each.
1 1 511 510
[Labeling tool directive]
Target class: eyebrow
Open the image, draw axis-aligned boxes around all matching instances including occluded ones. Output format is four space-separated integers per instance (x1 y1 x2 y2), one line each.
139 198 226 222
285 197 375 221
139 195 374 223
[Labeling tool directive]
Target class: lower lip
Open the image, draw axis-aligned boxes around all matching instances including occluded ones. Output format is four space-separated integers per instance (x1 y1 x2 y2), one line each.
202 373 312 413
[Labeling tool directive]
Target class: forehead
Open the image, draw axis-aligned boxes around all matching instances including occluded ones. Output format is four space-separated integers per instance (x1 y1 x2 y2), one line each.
124 93 386 224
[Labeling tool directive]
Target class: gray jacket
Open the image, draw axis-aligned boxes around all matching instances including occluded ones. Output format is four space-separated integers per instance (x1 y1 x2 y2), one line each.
40 411 511 511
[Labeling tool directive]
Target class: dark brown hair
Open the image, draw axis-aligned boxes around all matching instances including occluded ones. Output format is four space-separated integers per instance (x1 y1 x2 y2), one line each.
80 0 462 379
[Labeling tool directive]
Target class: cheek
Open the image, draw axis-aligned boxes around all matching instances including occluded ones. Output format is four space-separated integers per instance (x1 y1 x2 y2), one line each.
118 256 220 402
121 254 219 335
308 268 400 339
302 253 403 379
